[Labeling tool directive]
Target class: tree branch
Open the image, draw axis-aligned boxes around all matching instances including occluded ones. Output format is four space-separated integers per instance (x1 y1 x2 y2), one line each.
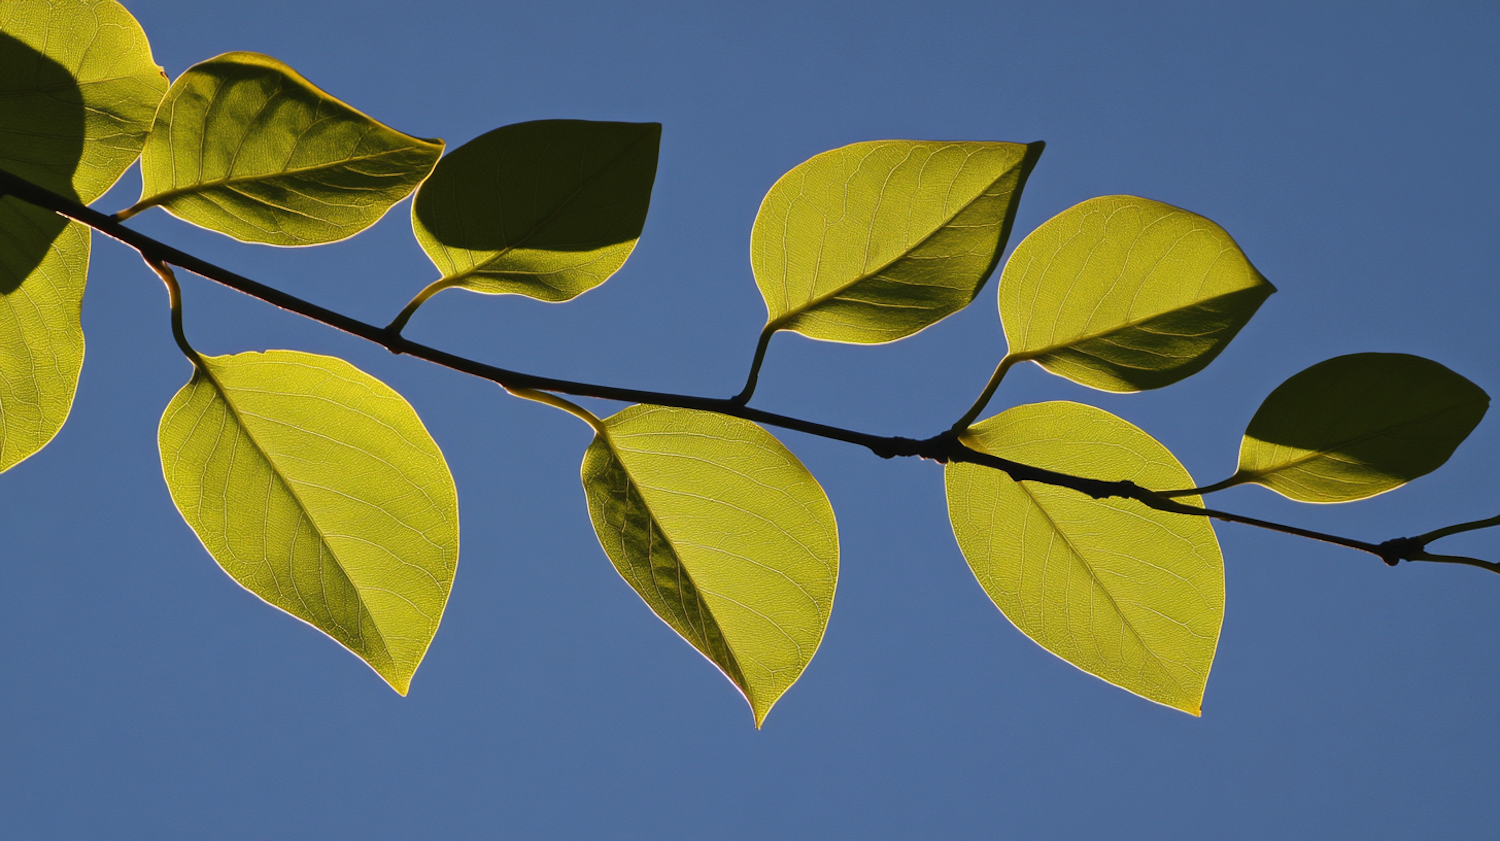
0 166 1489 574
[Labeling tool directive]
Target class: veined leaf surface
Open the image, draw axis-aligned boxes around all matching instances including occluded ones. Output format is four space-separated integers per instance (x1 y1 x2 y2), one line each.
580 405 838 727
159 351 458 694
751 139 1042 344
0 199 87 473
411 120 660 303
946 401 1223 714
1000 196 1274 391
0 0 167 203
1224 353 1488 502
134 52 442 245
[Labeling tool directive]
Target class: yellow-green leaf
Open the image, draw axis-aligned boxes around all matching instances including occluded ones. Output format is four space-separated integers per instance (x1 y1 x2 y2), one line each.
0 0 167 203
580 405 838 727
411 120 660 303
945 401 1223 714
1222 353 1489 503
999 196 1274 391
158 350 458 694
0 198 87 473
751 139 1042 344
131 52 442 245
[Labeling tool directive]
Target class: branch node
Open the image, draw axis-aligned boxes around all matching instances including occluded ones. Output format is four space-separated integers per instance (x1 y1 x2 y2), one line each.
1376 536 1422 567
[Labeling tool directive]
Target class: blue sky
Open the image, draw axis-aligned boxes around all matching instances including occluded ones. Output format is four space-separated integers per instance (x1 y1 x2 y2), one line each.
3 2 1499 837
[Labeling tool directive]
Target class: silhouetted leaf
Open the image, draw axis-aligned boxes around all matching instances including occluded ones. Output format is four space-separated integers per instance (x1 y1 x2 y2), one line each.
751 139 1042 344
581 405 838 727
0 199 87 473
1222 353 1488 502
946 401 1223 714
0 0 167 202
131 52 442 245
999 196 1273 391
411 120 659 302
159 351 458 694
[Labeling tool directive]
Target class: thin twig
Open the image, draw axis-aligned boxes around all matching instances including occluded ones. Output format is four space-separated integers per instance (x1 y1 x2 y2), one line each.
0 166 1491 574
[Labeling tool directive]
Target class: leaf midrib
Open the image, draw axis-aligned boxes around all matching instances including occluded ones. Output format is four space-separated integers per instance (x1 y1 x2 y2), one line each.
769 153 1018 328
197 363 392 661
1241 398 1483 482
1013 282 1267 361
143 142 434 210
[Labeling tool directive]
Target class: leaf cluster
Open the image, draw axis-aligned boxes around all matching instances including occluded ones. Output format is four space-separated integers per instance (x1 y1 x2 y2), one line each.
1 0 1494 723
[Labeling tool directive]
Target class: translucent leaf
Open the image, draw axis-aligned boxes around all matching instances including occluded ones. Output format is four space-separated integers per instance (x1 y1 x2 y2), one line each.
750 139 1042 344
0 0 167 203
945 401 1223 714
1225 353 1488 503
411 120 660 303
580 405 838 727
999 196 1274 391
159 351 458 694
0 199 87 473
132 52 442 245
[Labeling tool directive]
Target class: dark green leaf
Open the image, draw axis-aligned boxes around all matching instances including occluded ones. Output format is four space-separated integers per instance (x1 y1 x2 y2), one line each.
1223 353 1488 502
411 120 660 303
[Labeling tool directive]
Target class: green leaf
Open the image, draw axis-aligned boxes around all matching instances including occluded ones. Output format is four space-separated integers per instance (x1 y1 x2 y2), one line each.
750 139 1042 344
131 52 443 245
0 199 88 473
0 0 163 471
0 0 167 203
945 401 1223 714
580 405 838 727
1222 353 1489 503
999 195 1274 392
411 120 660 303
158 350 458 694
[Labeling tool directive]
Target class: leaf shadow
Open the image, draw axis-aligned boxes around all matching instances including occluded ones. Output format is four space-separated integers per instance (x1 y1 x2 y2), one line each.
0 30 85 294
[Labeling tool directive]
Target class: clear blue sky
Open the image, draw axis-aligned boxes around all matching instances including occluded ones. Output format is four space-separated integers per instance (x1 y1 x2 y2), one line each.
3 1 1499 837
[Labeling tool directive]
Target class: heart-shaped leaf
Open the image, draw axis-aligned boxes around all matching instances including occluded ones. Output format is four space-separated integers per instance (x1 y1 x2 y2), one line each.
581 404 838 727
0 0 167 203
159 350 458 694
129 52 442 245
946 401 1223 714
999 196 1274 392
1216 353 1489 502
410 120 660 303
751 139 1042 344
0 199 87 473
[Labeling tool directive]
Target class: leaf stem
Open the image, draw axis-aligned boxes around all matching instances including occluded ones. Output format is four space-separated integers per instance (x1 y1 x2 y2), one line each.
3 165 1496 576
143 257 201 366
951 354 1019 433
503 385 607 435
386 277 456 336
732 324 777 405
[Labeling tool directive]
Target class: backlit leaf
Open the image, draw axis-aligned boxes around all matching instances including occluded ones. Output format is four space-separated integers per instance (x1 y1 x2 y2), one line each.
132 52 442 245
159 350 458 694
580 405 838 727
0 0 163 471
751 139 1042 344
411 120 660 303
946 401 1223 714
0 0 167 203
999 196 1274 391
1224 353 1488 502
0 199 87 473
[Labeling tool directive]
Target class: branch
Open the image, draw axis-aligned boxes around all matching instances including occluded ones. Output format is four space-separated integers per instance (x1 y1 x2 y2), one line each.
0 166 1489 574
